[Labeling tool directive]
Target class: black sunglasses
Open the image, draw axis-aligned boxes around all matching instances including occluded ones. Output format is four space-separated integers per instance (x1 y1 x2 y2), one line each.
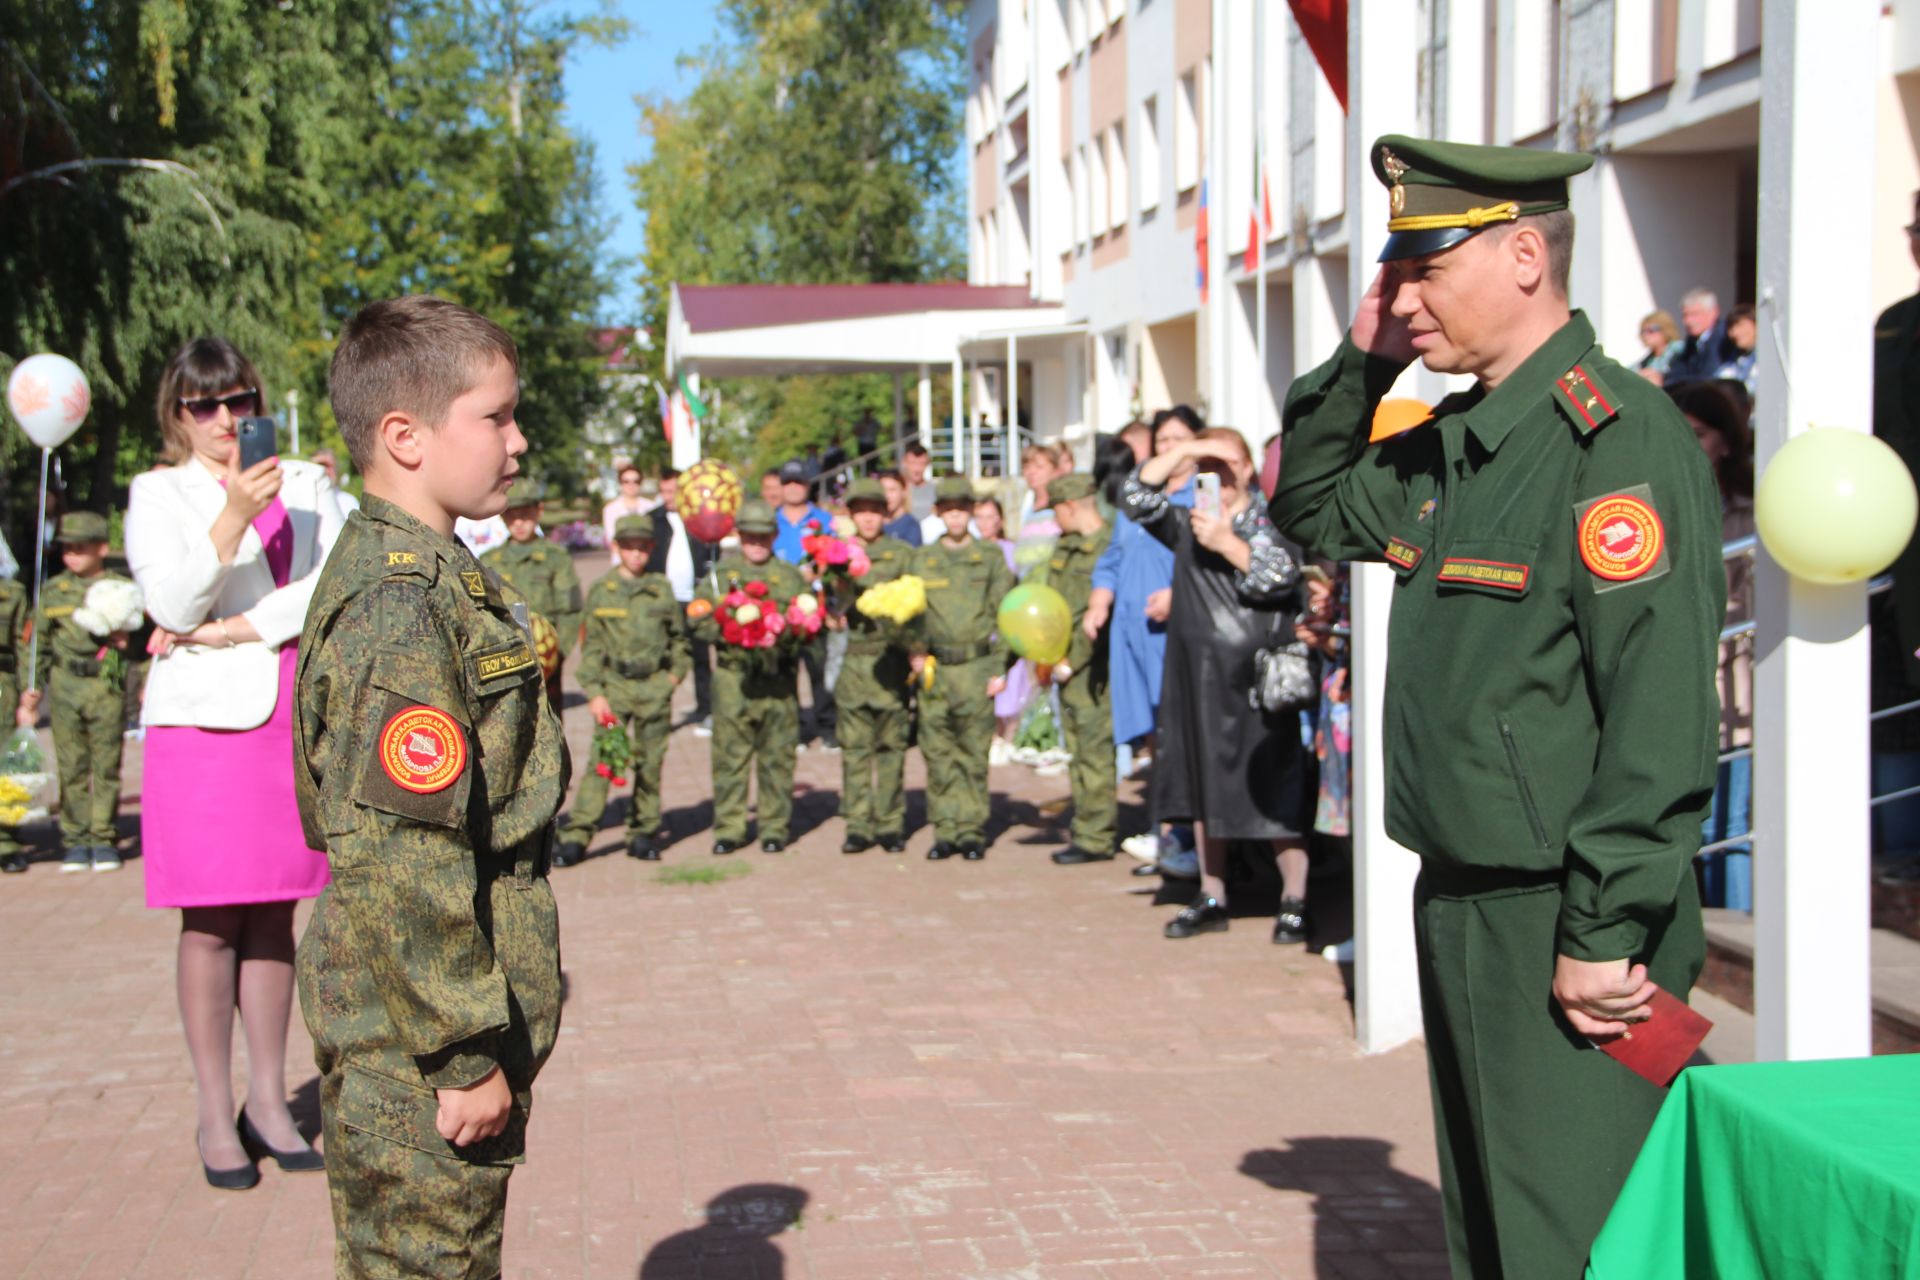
178 388 261 422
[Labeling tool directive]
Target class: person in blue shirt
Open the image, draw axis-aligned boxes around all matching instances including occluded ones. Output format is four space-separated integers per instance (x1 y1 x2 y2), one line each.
772 458 838 746
878 470 924 547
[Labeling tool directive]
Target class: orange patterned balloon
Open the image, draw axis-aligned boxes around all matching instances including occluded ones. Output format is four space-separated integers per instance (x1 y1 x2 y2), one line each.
676 458 743 543
530 612 562 677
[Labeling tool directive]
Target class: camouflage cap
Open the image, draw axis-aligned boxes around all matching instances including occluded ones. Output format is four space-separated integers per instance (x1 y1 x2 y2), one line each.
504 476 547 507
933 476 976 506
734 497 777 535
612 514 656 541
1048 473 1095 504
1371 134 1594 263
55 510 109 543
845 478 887 507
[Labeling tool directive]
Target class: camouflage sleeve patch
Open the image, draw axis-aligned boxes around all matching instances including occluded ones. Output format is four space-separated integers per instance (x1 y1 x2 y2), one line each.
356 687 471 827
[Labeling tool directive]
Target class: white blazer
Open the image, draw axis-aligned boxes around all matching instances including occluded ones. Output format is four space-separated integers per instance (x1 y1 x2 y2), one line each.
126 459 345 730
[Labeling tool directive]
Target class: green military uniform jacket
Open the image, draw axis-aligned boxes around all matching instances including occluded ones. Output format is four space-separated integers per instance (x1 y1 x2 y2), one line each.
836 534 915 709
35 570 134 689
576 570 689 709
1875 290 1920 688
1272 311 1724 962
294 496 567 1160
690 554 810 697
0 577 27 694
908 536 1014 697
1025 524 1112 707
481 537 582 650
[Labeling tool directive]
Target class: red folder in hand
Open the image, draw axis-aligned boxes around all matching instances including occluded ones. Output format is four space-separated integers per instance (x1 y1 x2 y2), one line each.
1592 988 1713 1087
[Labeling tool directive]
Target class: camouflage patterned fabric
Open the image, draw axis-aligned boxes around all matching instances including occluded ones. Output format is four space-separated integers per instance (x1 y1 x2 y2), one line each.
689 553 807 845
834 534 914 839
562 568 689 842
1026 523 1117 854
294 495 568 1279
906 536 1013 847
481 537 583 656
0 578 27 859
36 570 130 849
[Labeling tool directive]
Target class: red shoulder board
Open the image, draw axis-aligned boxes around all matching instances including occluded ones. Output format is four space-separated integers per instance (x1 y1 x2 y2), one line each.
1554 365 1620 434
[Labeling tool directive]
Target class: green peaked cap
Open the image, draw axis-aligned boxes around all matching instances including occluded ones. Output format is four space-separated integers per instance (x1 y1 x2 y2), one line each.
1371 134 1594 262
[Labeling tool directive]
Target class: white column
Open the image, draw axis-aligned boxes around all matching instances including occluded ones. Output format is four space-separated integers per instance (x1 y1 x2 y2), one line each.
1750 0 1877 1062
917 364 933 450
1344 0 1426 1056
951 352 966 473
1006 333 1019 477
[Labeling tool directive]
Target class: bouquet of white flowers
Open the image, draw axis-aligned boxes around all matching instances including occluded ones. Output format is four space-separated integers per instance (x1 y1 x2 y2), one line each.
73 578 144 637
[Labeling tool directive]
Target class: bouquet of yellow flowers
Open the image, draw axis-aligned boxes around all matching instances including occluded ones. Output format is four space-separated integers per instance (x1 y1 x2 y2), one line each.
0 731 53 828
854 574 927 627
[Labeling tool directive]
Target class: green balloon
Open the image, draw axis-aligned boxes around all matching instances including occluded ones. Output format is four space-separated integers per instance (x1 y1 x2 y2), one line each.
1755 428 1917 584
997 582 1073 665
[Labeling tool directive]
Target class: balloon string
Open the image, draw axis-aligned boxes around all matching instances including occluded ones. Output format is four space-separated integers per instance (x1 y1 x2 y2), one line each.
26 447 48 692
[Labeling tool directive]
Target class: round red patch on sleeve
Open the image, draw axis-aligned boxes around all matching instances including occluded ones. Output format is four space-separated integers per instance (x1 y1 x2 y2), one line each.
378 706 467 794
1578 495 1665 581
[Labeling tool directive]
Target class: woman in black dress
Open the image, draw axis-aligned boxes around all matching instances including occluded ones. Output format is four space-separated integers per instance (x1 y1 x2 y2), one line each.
1123 428 1313 942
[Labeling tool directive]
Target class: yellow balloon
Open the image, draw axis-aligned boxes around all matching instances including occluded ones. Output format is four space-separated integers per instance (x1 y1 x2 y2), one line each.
1754 428 1918 584
997 583 1073 666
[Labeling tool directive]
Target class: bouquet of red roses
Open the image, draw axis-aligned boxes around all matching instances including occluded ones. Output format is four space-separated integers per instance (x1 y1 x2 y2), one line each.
589 713 631 788
717 580 789 650
801 519 871 583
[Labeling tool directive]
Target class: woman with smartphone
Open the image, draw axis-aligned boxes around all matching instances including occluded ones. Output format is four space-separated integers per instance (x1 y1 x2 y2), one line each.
124 337 345 1190
1121 428 1314 945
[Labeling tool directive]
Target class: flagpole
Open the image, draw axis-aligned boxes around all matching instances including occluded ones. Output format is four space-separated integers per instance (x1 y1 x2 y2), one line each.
1253 0 1267 444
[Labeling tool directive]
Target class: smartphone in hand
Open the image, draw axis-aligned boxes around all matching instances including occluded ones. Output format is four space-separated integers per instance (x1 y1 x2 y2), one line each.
235 416 278 472
1194 472 1222 520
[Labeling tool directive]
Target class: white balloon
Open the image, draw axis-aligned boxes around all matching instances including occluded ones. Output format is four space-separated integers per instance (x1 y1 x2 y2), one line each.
7 354 91 449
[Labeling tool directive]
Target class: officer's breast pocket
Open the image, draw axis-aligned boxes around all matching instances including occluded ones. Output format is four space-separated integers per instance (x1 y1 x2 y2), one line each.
1432 539 1537 600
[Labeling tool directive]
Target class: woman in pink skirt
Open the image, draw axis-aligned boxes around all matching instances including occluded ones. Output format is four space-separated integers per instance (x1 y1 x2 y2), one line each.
125 338 345 1189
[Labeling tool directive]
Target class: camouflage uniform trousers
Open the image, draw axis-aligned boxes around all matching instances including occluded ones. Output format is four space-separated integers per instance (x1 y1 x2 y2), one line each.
562 690 673 842
710 672 799 845
918 656 998 846
838 701 910 838
303 851 560 1280
0 673 19 859
1060 676 1117 854
49 668 123 847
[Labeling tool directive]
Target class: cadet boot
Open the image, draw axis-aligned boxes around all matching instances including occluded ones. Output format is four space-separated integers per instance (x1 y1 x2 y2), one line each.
712 839 742 856
1 852 26 874
1050 845 1114 865
59 847 90 873
960 841 986 861
760 838 787 854
1272 897 1310 945
91 845 123 872
552 841 586 868
927 840 955 861
841 833 873 855
879 833 906 853
626 834 659 861
1164 895 1230 939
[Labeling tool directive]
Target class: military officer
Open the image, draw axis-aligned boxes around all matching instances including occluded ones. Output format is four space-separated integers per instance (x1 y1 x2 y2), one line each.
296 295 566 1278
554 515 689 866
37 511 134 873
0 570 33 874
481 477 582 710
908 476 1013 860
690 498 810 854
1027 473 1118 865
1271 136 1723 1278
834 478 915 854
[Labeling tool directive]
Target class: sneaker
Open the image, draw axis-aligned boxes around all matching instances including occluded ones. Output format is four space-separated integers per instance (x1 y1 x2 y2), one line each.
692 719 713 738
1155 845 1200 879
91 846 123 873
1120 833 1161 862
988 737 1013 767
60 847 91 873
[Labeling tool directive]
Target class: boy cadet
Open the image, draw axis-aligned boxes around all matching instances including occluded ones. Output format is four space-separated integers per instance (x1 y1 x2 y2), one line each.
1027 473 1118 865
0 571 32 874
835 478 914 854
690 498 808 854
294 295 568 1277
482 478 581 708
1271 137 1721 1277
37 511 134 872
908 476 1013 860
554 514 689 867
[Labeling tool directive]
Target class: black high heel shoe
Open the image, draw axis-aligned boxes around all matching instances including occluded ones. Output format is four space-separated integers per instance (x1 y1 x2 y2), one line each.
238 1107 326 1173
198 1129 260 1191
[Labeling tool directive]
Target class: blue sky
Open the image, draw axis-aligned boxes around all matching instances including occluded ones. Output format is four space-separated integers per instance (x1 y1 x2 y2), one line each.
562 0 725 323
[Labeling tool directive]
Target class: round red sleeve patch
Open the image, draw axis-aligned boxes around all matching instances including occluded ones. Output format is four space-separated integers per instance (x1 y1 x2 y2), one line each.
378 706 467 794
1578 494 1665 581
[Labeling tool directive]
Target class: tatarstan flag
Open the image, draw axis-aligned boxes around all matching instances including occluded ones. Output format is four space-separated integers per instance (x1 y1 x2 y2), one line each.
1245 146 1272 275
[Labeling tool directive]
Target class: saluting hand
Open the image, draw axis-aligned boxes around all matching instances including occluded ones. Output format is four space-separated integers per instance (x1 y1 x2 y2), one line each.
1350 266 1419 367
436 1066 513 1147
1552 954 1658 1038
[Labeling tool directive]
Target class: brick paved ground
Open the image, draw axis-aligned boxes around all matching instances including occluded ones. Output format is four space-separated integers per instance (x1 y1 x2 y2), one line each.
0 558 1447 1279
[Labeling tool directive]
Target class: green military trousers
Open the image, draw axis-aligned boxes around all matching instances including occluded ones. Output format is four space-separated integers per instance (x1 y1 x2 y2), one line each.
0 674 20 859
839 701 908 838
1414 865 1704 1280
562 699 672 844
918 656 997 846
710 682 799 845
1060 683 1116 854
49 669 123 847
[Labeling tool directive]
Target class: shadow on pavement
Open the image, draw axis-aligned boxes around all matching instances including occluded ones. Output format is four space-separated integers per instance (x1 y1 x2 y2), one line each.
638 1183 808 1279
1239 1139 1447 1278
289 1075 323 1144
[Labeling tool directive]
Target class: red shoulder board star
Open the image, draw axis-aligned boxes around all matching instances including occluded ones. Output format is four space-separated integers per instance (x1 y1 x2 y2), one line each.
1555 365 1619 432
378 706 467 794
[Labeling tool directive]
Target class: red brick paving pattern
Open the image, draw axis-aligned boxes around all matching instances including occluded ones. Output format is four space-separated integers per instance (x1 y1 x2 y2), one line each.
0 683 1446 1279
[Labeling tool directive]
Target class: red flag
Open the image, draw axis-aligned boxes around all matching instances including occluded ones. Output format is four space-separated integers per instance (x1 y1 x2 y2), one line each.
1244 149 1272 274
1195 179 1210 302
1288 0 1348 111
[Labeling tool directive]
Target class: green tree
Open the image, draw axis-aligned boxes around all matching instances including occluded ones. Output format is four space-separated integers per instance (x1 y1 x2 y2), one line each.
629 0 966 471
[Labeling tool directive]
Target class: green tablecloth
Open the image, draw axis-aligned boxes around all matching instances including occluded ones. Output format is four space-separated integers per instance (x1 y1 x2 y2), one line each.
1586 1055 1920 1279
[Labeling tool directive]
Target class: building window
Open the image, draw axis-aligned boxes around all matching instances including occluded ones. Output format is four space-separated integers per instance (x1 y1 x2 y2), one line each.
1106 124 1128 232
1175 69 1201 193
1073 144 1090 246
1090 132 1109 236
1137 95 1160 214
1070 0 1087 54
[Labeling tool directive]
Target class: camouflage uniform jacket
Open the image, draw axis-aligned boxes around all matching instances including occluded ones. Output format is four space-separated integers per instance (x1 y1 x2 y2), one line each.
0 577 28 684
836 534 914 710
576 570 690 707
1024 524 1112 706
907 535 1013 666
690 553 810 698
35 570 134 686
294 495 567 1109
481 537 582 647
